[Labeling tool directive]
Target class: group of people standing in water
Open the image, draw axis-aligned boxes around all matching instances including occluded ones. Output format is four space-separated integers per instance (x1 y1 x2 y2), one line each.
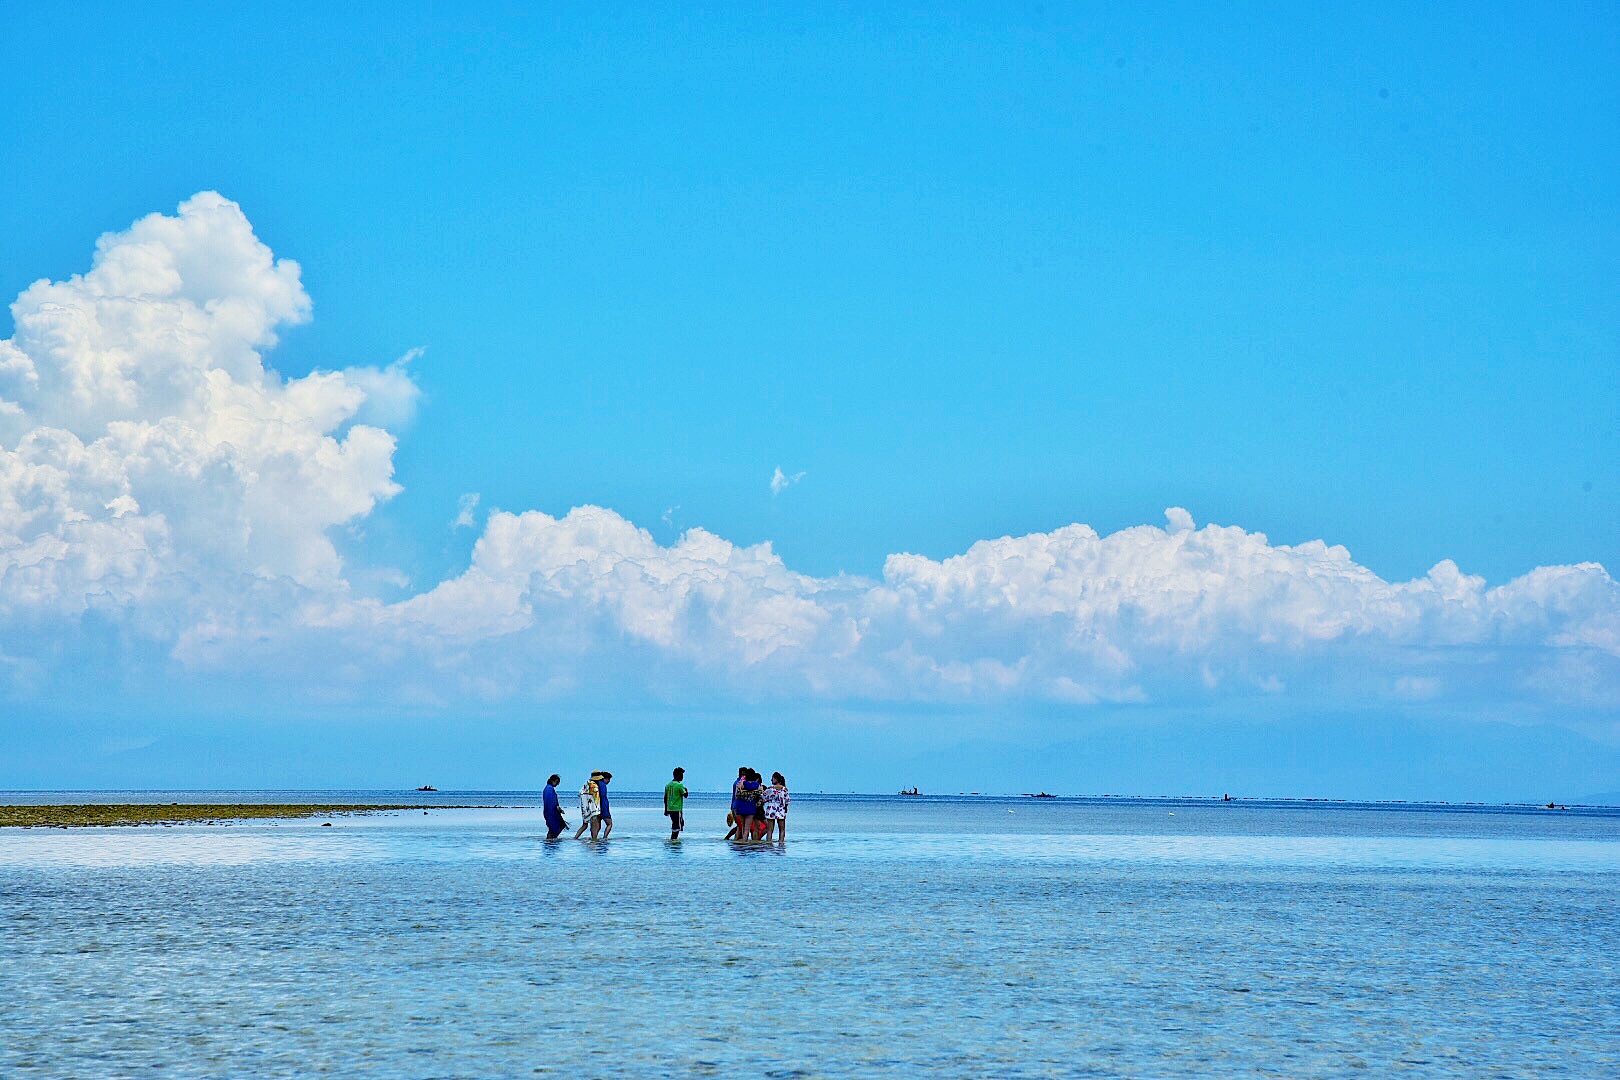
725 767 791 842
537 767 790 843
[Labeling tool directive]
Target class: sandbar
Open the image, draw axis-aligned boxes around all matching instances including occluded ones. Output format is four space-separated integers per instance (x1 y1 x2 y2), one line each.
0 804 453 828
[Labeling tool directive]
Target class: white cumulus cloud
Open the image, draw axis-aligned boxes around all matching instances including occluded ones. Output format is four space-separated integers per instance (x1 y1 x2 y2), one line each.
0 192 406 624
254 507 1614 710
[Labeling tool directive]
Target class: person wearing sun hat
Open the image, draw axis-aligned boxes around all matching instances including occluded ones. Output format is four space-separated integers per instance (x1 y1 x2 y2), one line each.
574 772 602 840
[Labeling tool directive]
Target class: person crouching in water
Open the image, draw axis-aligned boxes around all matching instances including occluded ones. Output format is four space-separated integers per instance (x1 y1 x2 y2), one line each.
543 774 568 840
574 772 602 840
728 767 748 840
664 767 688 840
763 772 790 841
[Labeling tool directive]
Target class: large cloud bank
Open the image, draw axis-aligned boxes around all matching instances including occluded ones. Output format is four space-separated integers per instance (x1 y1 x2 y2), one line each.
3 195 1617 711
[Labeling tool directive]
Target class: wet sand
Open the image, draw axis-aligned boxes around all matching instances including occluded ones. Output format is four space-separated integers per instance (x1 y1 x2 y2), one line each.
0 804 453 828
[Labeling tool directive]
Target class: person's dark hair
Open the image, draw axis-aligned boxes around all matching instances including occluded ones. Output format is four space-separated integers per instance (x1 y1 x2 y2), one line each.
772 772 785 785
547 774 561 786
738 766 748 777
673 767 685 779
600 771 612 781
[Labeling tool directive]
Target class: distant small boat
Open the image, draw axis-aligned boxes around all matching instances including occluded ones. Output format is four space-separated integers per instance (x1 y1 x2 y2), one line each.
898 787 922 796
1025 791 1056 799
416 785 437 792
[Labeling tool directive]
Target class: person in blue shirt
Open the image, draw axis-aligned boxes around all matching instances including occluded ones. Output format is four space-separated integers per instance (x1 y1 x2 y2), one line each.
542 774 567 840
594 771 614 838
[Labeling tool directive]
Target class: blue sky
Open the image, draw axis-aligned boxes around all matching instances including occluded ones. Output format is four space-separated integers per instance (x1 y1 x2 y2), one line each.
1 4 1616 798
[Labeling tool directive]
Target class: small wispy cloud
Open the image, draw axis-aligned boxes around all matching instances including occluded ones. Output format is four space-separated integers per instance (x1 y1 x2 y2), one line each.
661 505 680 525
453 492 481 530
771 466 806 495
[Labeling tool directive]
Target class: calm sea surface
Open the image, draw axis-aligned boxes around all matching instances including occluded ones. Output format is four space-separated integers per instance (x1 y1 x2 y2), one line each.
2 793 1617 1077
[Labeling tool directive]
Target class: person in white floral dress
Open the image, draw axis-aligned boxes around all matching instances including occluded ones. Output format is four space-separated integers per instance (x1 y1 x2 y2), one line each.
763 772 790 841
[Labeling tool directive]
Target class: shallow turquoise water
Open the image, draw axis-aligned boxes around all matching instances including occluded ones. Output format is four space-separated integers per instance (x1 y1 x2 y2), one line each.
2 795 1617 1076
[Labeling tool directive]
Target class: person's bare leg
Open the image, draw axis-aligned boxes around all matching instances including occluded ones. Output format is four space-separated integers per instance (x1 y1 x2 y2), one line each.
590 817 601 840
574 817 589 840
777 818 786 842
602 818 613 839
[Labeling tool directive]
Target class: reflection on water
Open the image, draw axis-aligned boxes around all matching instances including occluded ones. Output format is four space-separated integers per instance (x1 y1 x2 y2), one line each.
3 798 1617 1075
4 802 1617 871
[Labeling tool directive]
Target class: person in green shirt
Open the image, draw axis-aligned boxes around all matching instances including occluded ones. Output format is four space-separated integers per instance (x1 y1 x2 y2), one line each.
664 767 689 840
